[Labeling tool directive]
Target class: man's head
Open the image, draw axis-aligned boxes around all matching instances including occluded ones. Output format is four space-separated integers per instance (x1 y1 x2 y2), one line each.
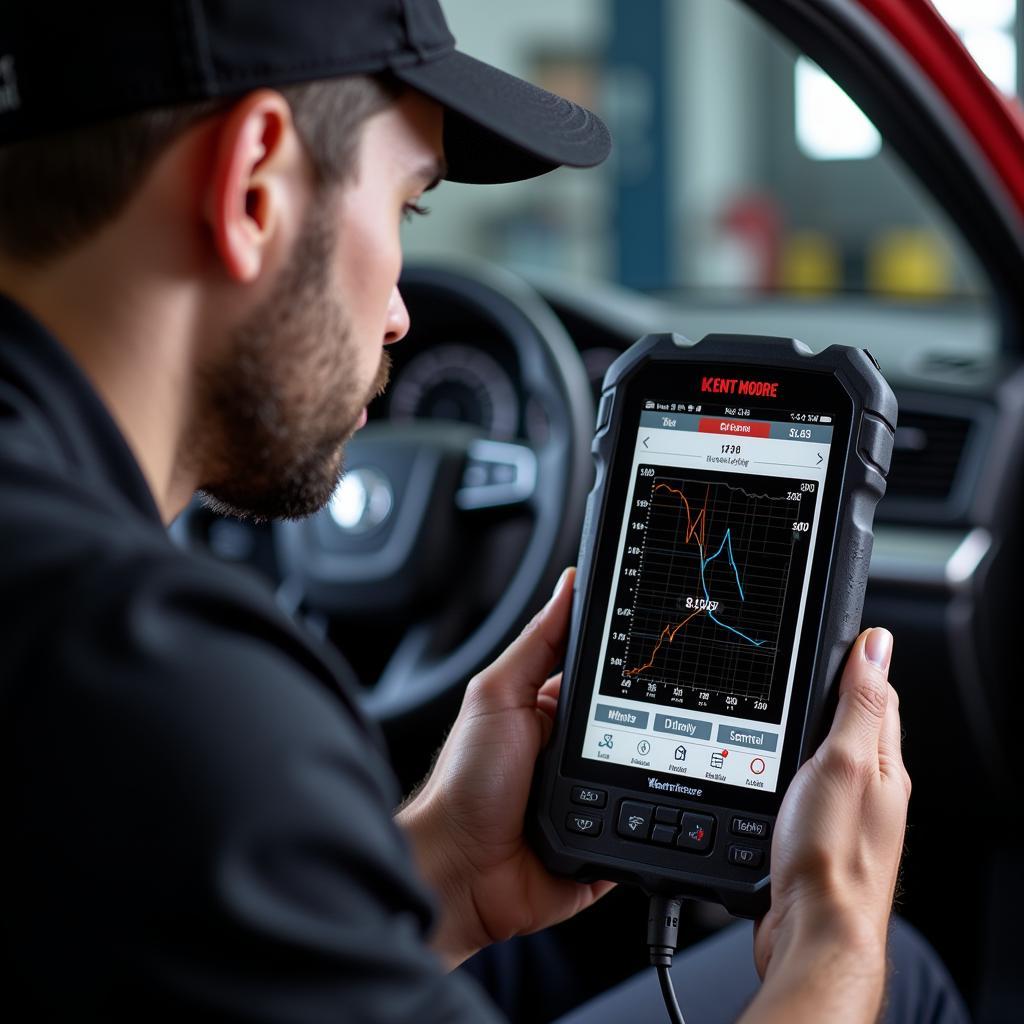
0 1 608 522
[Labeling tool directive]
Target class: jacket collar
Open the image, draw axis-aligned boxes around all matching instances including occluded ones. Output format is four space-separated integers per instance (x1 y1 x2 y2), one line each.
0 292 163 524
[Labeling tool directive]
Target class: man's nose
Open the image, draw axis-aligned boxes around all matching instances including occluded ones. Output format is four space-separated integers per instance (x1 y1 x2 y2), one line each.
384 285 410 345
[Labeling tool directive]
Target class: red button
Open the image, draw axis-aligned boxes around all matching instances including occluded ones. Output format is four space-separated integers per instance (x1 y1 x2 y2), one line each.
699 418 771 438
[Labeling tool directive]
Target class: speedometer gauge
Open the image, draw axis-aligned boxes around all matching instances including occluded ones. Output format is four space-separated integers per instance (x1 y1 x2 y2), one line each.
389 344 520 440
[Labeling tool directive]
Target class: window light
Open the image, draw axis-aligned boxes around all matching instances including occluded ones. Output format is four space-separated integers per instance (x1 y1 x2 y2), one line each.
795 57 881 161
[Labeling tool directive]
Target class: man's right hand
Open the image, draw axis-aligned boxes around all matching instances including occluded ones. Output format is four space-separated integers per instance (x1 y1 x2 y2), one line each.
741 627 911 1024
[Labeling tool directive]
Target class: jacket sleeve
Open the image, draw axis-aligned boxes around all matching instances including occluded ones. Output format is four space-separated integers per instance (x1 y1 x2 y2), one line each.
7 550 504 1023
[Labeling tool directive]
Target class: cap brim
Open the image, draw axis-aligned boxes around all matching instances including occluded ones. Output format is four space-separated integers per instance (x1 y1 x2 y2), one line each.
391 50 611 184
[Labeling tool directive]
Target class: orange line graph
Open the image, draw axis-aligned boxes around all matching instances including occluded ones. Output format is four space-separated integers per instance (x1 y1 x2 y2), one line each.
651 482 709 548
623 482 712 677
623 607 705 676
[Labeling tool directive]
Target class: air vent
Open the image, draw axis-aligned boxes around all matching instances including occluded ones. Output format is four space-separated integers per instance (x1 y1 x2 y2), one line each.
887 411 971 500
918 351 989 379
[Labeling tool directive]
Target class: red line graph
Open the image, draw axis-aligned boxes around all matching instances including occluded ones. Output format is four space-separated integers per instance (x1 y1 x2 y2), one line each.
650 482 709 548
623 482 711 677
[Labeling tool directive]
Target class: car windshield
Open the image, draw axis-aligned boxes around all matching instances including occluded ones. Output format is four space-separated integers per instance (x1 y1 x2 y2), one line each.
404 0 1019 358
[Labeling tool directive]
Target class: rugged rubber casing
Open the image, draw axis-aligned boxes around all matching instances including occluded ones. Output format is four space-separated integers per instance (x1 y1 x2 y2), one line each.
531 332 896 918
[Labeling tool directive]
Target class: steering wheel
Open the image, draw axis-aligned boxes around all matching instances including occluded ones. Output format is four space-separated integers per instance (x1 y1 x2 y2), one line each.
272 261 594 729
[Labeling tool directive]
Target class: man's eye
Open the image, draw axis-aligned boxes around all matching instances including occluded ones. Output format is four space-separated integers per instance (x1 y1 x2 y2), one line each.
402 201 431 223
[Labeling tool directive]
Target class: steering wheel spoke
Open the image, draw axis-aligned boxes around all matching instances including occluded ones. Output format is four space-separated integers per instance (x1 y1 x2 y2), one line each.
456 439 538 511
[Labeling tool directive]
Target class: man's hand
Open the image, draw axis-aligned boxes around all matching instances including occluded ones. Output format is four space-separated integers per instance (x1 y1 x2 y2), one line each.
740 627 911 1024
396 568 614 969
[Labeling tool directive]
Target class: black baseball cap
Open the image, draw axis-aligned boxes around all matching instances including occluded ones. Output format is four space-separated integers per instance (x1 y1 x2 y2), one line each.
0 0 610 184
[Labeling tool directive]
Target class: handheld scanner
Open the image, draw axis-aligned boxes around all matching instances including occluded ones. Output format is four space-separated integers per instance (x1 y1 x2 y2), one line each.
532 333 896 918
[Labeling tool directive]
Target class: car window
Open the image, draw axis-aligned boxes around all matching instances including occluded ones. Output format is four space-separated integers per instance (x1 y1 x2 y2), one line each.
404 0 1012 354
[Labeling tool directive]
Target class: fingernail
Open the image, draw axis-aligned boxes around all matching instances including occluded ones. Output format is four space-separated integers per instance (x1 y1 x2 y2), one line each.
545 567 572 607
864 628 893 670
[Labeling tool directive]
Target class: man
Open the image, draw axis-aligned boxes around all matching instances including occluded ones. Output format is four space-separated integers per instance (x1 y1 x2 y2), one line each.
0 1 966 1021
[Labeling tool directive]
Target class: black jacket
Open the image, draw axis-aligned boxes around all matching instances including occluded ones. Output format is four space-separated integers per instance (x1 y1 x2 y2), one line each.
0 294 499 1021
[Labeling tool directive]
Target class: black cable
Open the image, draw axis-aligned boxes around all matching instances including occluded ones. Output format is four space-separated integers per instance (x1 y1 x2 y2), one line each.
656 964 686 1024
647 893 687 1024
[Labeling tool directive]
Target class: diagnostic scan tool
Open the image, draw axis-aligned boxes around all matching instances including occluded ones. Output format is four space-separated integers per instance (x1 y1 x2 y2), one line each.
533 333 896 918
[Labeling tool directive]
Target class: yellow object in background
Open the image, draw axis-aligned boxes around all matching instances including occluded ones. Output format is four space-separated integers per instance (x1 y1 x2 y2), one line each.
780 231 841 294
868 229 952 297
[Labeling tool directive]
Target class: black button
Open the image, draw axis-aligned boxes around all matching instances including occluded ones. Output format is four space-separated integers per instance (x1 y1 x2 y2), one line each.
596 392 613 430
617 800 655 840
728 845 764 869
676 812 714 852
651 824 677 844
571 786 607 809
566 812 602 837
730 816 770 840
858 414 893 476
654 806 680 825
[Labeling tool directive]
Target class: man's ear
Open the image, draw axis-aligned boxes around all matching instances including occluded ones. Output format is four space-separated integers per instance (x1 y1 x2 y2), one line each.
204 90 300 283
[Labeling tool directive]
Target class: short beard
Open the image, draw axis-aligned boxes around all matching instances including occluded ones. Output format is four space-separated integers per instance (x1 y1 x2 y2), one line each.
192 193 390 522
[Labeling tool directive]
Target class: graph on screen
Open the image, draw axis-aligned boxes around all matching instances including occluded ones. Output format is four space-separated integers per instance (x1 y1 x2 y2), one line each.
601 465 818 723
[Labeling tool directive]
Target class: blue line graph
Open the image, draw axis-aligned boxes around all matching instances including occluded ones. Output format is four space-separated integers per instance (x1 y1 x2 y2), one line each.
698 531 766 647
